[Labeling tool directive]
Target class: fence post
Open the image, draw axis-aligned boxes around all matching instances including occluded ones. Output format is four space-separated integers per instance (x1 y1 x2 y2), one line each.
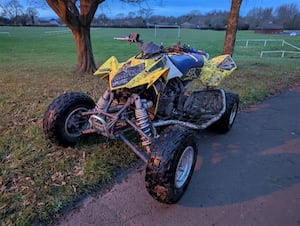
260 51 263 58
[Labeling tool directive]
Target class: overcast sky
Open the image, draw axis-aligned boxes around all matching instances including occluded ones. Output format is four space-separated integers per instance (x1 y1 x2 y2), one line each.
19 0 300 19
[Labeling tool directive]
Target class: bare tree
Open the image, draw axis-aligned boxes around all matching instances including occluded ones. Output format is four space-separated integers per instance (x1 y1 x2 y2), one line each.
45 0 104 75
138 7 153 19
246 7 274 29
127 11 136 18
1 0 23 25
26 7 38 24
222 0 242 56
275 3 299 29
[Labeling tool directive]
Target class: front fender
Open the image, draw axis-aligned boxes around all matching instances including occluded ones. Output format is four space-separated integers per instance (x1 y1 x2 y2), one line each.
126 68 170 89
94 56 119 79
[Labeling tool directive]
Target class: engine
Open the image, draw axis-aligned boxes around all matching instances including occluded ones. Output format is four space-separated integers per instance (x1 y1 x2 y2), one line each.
155 78 225 123
156 78 185 119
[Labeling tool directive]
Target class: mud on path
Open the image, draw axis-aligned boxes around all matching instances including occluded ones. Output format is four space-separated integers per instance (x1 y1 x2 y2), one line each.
59 87 300 226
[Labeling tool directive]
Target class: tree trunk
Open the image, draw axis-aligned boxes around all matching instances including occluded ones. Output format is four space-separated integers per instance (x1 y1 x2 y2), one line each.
72 27 96 74
46 0 104 75
222 0 243 56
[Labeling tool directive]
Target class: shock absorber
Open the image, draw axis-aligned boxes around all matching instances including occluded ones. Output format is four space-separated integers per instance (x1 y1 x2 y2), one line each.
96 89 110 112
134 96 153 148
89 89 111 136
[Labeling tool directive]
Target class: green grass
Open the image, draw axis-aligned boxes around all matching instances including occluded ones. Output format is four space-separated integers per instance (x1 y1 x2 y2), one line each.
0 27 300 225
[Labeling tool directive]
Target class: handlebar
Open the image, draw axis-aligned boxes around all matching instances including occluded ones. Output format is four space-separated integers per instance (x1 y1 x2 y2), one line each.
114 36 130 41
113 33 209 59
114 33 140 43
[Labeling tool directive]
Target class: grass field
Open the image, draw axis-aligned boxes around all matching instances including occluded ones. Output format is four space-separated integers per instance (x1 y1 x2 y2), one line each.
0 27 300 225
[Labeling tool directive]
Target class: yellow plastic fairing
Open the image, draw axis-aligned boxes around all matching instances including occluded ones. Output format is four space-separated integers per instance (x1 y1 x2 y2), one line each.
126 68 169 89
200 54 237 87
94 56 119 79
95 55 168 90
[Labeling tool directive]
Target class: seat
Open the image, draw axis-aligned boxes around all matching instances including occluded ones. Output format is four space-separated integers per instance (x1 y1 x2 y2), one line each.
169 53 205 75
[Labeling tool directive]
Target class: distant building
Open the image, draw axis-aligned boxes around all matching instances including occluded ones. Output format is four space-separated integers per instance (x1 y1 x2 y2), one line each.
255 22 284 34
37 19 61 27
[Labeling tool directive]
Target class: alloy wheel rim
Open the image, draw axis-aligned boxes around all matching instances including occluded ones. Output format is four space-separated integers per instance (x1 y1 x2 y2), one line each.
175 146 194 189
65 107 89 138
229 103 238 126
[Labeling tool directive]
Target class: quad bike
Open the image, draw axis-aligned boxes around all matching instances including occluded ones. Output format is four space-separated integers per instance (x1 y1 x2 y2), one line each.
43 33 239 204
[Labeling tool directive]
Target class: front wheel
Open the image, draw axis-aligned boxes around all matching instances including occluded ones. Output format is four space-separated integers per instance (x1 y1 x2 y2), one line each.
43 92 95 146
145 125 197 204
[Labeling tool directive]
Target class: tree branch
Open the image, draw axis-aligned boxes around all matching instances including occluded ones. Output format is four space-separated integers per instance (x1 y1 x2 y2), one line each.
46 0 80 31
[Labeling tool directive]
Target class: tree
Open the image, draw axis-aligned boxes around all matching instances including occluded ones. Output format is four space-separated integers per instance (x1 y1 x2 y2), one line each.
275 4 299 29
127 11 136 18
246 7 274 29
222 0 242 56
0 0 23 25
138 7 153 19
26 7 38 24
45 0 104 75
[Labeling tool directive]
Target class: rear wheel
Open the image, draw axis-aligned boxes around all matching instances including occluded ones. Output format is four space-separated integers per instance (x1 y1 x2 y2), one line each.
145 125 197 204
43 92 95 146
209 92 239 133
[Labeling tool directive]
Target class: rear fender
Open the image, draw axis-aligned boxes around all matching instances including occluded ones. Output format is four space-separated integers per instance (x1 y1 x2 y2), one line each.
200 55 237 87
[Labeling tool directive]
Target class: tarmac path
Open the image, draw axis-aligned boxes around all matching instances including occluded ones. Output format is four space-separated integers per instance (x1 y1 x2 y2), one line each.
60 86 300 226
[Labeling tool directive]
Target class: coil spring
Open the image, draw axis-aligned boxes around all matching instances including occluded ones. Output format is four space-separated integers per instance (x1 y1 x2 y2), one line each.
135 100 152 147
96 89 110 111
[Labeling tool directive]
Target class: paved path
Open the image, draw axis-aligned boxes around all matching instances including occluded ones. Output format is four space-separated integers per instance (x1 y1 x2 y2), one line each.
60 87 300 226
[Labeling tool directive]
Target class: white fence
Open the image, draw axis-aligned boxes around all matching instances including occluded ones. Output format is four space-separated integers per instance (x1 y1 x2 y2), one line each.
0 31 10 36
260 50 300 58
236 39 300 58
236 39 285 47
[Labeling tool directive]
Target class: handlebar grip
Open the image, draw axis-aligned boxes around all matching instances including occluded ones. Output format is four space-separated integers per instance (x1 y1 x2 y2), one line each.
114 37 130 41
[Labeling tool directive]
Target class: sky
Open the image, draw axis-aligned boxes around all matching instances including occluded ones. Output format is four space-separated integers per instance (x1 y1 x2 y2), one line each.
18 0 300 19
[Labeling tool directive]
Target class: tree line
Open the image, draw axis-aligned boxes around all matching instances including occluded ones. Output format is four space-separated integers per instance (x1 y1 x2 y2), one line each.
0 0 39 25
93 3 300 30
1 1 300 30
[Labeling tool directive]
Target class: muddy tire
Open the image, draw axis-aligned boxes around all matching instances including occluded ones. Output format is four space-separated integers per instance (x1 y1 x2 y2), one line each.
43 92 95 146
145 125 197 204
209 92 239 133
